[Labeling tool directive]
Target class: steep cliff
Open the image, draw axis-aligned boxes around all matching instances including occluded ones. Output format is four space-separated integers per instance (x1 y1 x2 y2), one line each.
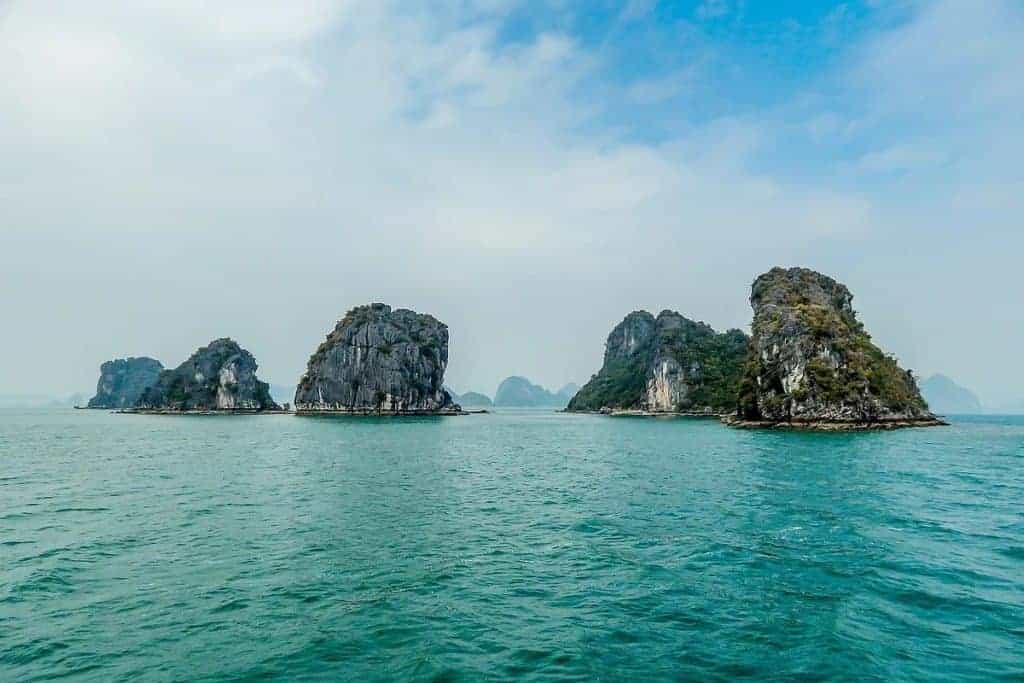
294 304 459 414
568 310 748 413
135 339 279 411
87 357 164 408
732 267 939 428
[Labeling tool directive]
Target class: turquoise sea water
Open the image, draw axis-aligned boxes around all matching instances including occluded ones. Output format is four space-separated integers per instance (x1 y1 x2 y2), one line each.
2 408 1022 681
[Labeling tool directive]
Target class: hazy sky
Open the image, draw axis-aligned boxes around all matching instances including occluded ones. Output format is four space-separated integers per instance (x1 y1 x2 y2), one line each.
1 0 1021 405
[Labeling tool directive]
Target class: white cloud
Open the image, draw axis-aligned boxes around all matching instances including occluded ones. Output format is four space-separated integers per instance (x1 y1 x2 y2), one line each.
624 65 702 104
620 0 658 22
855 0 1022 108
857 143 949 173
0 0 1021 402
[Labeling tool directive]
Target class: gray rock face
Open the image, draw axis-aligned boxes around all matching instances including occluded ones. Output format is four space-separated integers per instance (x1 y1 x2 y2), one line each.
135 339 279 411
735 267 936 425
606 311 659 363
569 310 748 413
87 357 164 408
294 304 458 413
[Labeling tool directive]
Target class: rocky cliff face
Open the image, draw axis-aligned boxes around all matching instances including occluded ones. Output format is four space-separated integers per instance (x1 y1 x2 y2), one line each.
87 357 164 408
568 310 748 413
294 304 459 414
135 339 279 411
734 267 936 426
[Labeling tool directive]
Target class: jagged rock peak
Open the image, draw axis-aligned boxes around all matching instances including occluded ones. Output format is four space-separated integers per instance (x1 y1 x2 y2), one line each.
751 267 855 314
294 303 459 414
135 338 279 412
87 357 164 409
733 267 939 428
569 309 748 413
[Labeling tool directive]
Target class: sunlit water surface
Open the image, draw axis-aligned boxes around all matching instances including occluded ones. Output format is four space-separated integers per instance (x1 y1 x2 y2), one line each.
2 409 1022 680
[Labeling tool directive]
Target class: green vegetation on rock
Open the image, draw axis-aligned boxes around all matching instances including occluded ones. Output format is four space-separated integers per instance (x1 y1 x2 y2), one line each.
568 310 748 413
136 339 278 411
736 267 932 423
568 354 651 411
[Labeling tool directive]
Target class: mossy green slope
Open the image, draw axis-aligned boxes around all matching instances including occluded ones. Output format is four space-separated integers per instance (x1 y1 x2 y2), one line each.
569 311 748 413
736 267 932 424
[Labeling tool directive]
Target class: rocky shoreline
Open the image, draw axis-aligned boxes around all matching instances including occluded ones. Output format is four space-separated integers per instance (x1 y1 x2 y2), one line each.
295 408 485 417
119 408 291 416
568 408 726 418
721 415 948 431
117 407 486 417
565 408 947 430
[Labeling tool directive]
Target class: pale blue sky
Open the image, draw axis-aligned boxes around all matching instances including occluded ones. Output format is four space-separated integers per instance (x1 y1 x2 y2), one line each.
1 1 1021 406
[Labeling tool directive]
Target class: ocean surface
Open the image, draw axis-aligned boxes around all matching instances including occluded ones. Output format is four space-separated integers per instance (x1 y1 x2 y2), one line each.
2 408 1022 681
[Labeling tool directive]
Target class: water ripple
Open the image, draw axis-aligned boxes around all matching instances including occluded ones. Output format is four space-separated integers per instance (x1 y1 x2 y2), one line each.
1 409 1022 680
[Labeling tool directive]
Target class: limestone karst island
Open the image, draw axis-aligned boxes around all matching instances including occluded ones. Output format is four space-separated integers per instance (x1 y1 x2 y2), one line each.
82 267 941 430
568 310 749 415
294 303 462 415
114 339 280 413
568 267 941 430
86 357 164 409
729 268 941 430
